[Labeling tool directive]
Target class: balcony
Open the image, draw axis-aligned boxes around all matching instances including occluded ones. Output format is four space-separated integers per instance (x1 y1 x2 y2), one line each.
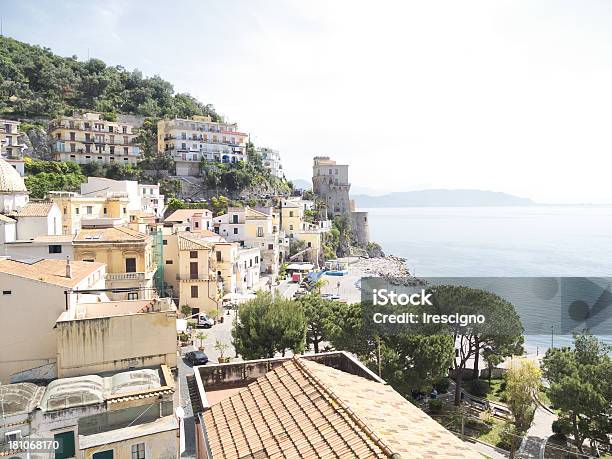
176 274 215 282
106 272 146 281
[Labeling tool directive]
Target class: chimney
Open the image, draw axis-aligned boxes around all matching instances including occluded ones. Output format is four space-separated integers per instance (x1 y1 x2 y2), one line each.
66 257 72 278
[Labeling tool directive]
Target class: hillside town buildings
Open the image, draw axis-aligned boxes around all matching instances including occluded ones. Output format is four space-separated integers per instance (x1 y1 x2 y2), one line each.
48 112 140 165
257 147 283 177
0 119 27 159
157 115 248 176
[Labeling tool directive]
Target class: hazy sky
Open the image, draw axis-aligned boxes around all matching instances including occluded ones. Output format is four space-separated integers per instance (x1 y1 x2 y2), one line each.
5 0 612 203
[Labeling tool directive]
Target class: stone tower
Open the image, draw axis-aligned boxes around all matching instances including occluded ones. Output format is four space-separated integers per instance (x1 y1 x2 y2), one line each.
312 156 370 245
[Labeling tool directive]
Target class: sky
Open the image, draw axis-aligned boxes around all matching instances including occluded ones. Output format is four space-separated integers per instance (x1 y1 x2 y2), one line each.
4 0 612 203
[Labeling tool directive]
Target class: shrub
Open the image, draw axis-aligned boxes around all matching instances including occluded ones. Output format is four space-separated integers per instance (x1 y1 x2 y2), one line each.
551 419 572 437
428 399 443 414
469 379 490 397
433 378 450 394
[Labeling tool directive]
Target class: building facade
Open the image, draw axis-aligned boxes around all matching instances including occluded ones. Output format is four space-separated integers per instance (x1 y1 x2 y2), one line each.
257 147 283 177
0 119 27 159
48 112 140 165
157 115 248 176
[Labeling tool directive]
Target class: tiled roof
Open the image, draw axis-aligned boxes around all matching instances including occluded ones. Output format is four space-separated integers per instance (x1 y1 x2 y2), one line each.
74 226 148 243
202 358 481 459
165 208 211 223
177 234 212 251
14 202 56 217
0 258 104 288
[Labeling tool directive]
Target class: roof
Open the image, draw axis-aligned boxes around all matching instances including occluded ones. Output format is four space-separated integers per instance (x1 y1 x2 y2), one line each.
165 208 211 223
178 234 212 251
0 258 104 288
14 202 56 217
0 383 45 416
78 415 178 449
0 213 15 223
39 369 162 412
74 226 148 243
201 358 481 459
6 234 73 244
62 298 172 320
0 157 27 193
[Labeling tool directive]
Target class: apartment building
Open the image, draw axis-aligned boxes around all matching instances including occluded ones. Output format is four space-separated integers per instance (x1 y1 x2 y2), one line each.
49 191 130 235
157 115 248 176
48 112 140 165
0 119 27 158
213 206 286 279
164 208 213 232
0 366 177 459
257 147 283 177
0 258 106 383
162 231 221 314
73 226 158 300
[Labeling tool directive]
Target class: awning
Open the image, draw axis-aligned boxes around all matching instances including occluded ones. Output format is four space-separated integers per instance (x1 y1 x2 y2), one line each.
286 263 314 271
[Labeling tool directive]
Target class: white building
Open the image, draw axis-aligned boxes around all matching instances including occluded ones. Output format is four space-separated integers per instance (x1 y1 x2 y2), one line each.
163 208 213 232
0 156 29 214
157 115 249 176
257 147 283 178
3 235 74 261
139 183 165 218
0 258 106 383
236 247 261 293
10 202 63 240
80 177 140 212
0 119 27 159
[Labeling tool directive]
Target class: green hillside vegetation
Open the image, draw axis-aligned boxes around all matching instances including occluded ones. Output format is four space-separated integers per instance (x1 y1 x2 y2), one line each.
0 36 220 120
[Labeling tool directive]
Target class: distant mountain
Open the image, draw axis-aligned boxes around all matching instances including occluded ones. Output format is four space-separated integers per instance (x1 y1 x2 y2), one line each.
353 189 535 207
291 178 312 190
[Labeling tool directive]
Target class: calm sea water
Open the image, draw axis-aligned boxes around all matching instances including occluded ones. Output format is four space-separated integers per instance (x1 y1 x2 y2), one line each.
365 206 612 352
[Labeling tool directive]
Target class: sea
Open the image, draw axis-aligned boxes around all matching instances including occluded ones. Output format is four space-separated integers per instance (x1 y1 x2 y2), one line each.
365 206 612 353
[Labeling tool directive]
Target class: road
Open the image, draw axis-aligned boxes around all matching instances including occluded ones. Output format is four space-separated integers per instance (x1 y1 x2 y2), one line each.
518 403 557 459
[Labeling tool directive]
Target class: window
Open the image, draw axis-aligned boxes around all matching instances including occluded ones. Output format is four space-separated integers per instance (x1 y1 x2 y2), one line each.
255 256 259 264
216 251 222 262
4 431 21 443
49 245 62 254
162 239 168 246
233 228 238 235
2 291 11 295
75 207 80 215
289 211 294 217
307 242 312 248
82 259 95 263
104 207 107 215
190 251 198 258
122 207 127 214
232 214 238 224
191 285 199 298
131 443 145 459
54 431 75 459
86 205 93 215
289 224 293 230
257 227 264 237
268 244 274 250
165 260 173 265
194 221 199 228
190 262 198 279
63 207 67 215
127 292 138 300
125 258 137 273
93 450 114 459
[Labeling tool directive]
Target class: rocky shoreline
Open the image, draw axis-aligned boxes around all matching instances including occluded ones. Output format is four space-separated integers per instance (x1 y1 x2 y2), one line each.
351 255 426 286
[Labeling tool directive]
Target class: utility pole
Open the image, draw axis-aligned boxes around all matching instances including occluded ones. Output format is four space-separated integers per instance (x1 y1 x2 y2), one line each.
551 324 554 349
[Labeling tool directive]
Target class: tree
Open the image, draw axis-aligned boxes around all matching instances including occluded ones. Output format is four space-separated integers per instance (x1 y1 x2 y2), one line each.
195 332 207 350
299 294 337 353
542 331 611 453
505 359 541 457
232 292 306 359
430 285 524 405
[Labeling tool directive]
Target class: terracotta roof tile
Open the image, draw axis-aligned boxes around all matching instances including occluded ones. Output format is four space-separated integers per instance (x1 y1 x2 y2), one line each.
0 258 104 288
202 358 481 459
165 208 212 223
177 235 213 251
14 202 56 217
74 226 148 243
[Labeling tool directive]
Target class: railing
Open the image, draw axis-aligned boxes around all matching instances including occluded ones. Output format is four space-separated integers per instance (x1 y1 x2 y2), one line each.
106 272 146 281
176 274 215 281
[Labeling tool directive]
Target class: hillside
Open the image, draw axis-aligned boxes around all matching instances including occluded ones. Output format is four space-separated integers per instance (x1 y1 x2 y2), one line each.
0 36 220 120
353 189 534 207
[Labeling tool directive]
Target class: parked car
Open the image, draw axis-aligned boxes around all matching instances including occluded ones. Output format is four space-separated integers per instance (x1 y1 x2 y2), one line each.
185 350 209 365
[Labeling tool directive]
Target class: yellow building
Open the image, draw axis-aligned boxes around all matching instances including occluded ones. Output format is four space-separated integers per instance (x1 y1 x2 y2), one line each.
49 191 131 235
73 226 158 300
157 115 248 175
55 298 177 377
48 112 140 165
163 231 221 314
279 198 303 238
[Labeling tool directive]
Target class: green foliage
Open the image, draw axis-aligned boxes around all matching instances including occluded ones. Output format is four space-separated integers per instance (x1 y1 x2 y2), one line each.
551 418 572 437
505 359 540 437
298 294 338 353
25 172 85 199
289 239 307 257
469 379 491 397
166 198 187 214
159 178 181 199
232 292 306 359
180 305 192 317
542 331 611 452
433 378 451 393
0 36 221 120
428 399 443 414
209 195 230 216
25 158 81 175
200 160 292 196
